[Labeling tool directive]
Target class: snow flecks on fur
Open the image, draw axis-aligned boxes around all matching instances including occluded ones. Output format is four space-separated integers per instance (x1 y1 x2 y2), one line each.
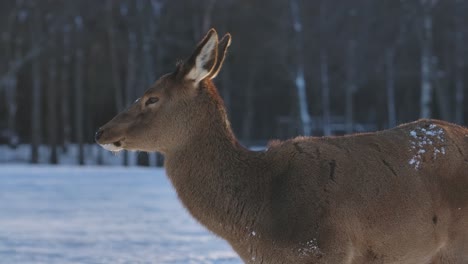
247 243 258 264
408 123 446 170
246 228 259 263
298 238 320 257
245 227 257 238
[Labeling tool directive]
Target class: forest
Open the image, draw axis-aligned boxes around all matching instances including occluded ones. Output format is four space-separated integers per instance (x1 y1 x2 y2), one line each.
0 0 466 165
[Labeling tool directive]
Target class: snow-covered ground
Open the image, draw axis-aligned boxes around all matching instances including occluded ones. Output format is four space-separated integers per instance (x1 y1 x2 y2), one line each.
0 145 148 166
0 165 241 264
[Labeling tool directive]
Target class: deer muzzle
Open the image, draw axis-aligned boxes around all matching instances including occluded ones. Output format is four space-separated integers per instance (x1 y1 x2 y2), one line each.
95 128 125 152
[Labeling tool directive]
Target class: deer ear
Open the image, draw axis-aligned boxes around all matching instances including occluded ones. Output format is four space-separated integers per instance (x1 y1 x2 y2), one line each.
207 33 231 79
184 29 219 85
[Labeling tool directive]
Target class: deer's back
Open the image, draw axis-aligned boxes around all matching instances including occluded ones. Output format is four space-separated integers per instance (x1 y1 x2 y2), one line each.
253 119 468 263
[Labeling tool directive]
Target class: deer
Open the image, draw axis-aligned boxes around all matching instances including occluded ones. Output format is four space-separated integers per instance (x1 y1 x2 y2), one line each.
95 29 468 264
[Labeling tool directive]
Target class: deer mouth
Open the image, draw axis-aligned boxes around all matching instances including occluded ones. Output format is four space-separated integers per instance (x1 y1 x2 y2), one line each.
100 139 125 152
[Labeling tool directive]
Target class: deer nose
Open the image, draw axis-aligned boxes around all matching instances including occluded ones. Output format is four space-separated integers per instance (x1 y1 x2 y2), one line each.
95 129 104 142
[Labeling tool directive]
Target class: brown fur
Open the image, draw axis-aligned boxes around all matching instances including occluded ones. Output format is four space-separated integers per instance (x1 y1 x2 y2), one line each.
96 29 468 263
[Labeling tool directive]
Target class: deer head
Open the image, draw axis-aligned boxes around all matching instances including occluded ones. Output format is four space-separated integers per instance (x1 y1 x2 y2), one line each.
95 29 232 154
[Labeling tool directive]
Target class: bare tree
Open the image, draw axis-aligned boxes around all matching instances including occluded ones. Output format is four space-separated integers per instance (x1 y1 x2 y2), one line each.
2 0 468 163
107 0 129 165
385 24 405 129
241 66 257 143
454 0 465 124
60 23 72 152
319 1 331 136
30 2 42 163
106 0 124 112
3 2 25 148
419 0 437 118
123 32 137 166
47 29 58 164
385 49 397 128
345 38 357 134
289 0 311 136
74 15 85 165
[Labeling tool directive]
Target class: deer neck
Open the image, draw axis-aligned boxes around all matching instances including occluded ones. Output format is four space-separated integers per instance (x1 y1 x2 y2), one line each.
164 92 265 239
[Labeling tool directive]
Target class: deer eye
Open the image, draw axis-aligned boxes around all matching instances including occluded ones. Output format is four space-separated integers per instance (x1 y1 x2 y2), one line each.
145 97 159 106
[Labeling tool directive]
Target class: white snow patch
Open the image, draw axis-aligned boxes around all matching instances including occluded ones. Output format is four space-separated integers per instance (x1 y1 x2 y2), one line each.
298 238 320 257
408 124 446 170
0 165 240 264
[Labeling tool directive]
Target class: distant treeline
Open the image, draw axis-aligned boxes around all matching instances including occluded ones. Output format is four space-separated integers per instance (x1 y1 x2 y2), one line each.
0 0 466 165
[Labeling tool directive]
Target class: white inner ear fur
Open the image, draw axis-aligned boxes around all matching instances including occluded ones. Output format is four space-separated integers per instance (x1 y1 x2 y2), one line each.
186 34 218 85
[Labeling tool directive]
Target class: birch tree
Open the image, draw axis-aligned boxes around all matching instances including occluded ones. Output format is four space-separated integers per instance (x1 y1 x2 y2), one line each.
289 0 311 136
384 17 408 128
419 0 437 119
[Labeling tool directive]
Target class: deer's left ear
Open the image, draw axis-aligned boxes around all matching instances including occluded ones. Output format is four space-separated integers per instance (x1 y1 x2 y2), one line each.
183 29 219 85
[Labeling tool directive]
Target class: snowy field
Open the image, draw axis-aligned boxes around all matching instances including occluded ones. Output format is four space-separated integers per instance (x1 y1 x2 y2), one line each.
0 165 241 264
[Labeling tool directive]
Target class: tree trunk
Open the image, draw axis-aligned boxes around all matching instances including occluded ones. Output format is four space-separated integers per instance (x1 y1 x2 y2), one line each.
2 0 20 148
142 37 154 91
31 56 41 163
420 2 434 119
106 0 124 112
5 37 22 148
241 67 256 143
385 49 397 128
319 0 331 136
136 0 154 166
122 31 138 166
149 0 165 167
60 25 72 152
30 7 42 163
289 0 311 136
107 0 129 165
455 0 464 124
4 75 17 147
74 16 85 165
433 57 451 121
320 51 331 136
48 52 58 164
345 39 357 134
125 32 137 108
221 63 232 112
